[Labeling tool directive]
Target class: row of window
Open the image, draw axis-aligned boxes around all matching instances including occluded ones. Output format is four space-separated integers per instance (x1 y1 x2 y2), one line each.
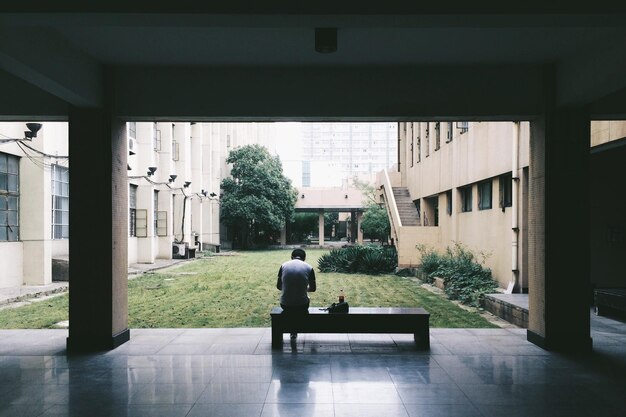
1 152 69 242
414 173 513 227
408 121 469 167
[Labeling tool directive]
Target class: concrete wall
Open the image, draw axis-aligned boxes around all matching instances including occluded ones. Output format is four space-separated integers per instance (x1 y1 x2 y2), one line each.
591 121 626 147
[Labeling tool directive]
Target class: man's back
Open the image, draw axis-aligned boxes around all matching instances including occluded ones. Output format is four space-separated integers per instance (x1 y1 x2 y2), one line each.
278 259 315 306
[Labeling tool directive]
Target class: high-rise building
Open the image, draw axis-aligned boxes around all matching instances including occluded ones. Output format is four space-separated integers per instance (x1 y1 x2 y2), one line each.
301 122 397 186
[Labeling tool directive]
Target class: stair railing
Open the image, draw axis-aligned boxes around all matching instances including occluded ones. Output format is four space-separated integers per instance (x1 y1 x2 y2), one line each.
381 169 402 244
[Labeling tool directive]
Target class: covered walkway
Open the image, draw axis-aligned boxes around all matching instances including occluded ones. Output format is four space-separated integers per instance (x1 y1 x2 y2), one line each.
1 312 625 417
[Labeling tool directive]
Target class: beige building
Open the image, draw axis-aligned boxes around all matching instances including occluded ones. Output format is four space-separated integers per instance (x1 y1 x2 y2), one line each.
0 122 69 288
381 121 530 291
385 120 626 293
127 122 221 263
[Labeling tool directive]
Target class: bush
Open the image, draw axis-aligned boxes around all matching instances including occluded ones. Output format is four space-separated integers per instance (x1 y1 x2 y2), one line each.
416 244 441 283
318 245 397 274
416 242 497 307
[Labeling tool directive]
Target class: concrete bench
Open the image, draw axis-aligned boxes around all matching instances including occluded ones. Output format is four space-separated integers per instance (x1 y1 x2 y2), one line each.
270 306 430 350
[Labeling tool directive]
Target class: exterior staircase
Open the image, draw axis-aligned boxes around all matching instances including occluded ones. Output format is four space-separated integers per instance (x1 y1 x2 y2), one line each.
392 187 420 226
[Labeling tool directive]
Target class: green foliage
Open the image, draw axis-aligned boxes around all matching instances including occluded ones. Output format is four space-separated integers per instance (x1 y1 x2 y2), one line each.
416 244 441 284
360 203 391 242
318 245 397 274
289 212 318 243
416 242 498 307
220 145 297 247
351 176 390 242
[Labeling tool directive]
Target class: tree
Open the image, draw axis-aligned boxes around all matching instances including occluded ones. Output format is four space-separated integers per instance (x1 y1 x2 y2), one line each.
352 177 391 242
220 145 297 248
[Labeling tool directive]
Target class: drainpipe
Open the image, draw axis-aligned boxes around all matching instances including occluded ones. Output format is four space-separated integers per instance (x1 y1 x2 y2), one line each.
507 121 520 294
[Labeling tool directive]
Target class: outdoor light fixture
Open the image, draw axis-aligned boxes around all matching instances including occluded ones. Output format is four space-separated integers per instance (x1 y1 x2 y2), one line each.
345 194 348 199
209 192 217 198
0 122 44 143
147 166 157 176
169 174 177 183
301 194 305 199
24 123 42 139
184 181 191 188
315 28 337 53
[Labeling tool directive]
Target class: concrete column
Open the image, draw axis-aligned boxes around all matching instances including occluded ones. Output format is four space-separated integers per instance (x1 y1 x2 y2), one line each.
318 210 325 246
527 104 591 352
357 211 363 244
67 103 129 352
280 225 287 245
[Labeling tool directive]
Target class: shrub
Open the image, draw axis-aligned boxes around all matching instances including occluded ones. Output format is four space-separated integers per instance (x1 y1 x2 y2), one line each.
318 245 397 274
416 244 441 283
416 242 497 307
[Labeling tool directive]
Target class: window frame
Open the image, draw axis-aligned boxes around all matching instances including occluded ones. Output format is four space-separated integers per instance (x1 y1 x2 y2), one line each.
478 180 492 210
460 185 473 213
499 172 513 211
129 184 137 237
0 153 20 242
51 164 69 239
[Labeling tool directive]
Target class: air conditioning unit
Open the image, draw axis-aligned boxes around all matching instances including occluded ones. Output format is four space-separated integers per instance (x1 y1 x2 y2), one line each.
172 243 187 259
128 137 137 155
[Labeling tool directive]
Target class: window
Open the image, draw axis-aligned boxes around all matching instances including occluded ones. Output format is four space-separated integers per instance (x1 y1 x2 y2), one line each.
446 190 452 215
460 186 472 212
435 122 441 150
457 121 469 134
499 172 513 211
153 123 161 151
0 153 19 241
424 123 430 157
478 180 492 210
51 164 69 239
409 123 414 167
154 190 159 235
129 184 137 237
446 122 453 142
416 123 421 163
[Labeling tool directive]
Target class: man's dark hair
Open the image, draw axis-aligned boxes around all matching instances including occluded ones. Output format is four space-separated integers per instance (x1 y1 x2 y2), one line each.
291 248 306 261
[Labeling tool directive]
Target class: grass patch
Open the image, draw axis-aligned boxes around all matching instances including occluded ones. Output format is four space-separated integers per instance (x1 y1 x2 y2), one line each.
0 249 497 329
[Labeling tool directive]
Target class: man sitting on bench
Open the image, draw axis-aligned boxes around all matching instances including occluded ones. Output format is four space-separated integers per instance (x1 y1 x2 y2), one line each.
276 248 317 340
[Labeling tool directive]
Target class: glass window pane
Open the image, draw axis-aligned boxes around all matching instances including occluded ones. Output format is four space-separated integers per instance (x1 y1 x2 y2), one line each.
0 211 6 224
0 155 6 172
0 196 5 209
7 156 18 174
62 169 69 182
8 226 18 241
0 226 7 241
62 225 69 238
8 174 18 192
55 210 63 224
61 197 69 211
8 211 18 226
0 173 7 191
8 196 17 210
62 183 69 197
62 211 69 224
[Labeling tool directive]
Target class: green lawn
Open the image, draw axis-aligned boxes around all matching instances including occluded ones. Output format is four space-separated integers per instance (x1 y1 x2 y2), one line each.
0 249 497 329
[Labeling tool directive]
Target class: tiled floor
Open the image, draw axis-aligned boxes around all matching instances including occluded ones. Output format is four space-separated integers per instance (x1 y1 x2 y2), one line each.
1 313 625 417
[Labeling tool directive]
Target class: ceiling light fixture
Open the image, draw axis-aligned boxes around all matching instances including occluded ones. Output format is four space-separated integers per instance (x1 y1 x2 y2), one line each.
315 28 337 53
